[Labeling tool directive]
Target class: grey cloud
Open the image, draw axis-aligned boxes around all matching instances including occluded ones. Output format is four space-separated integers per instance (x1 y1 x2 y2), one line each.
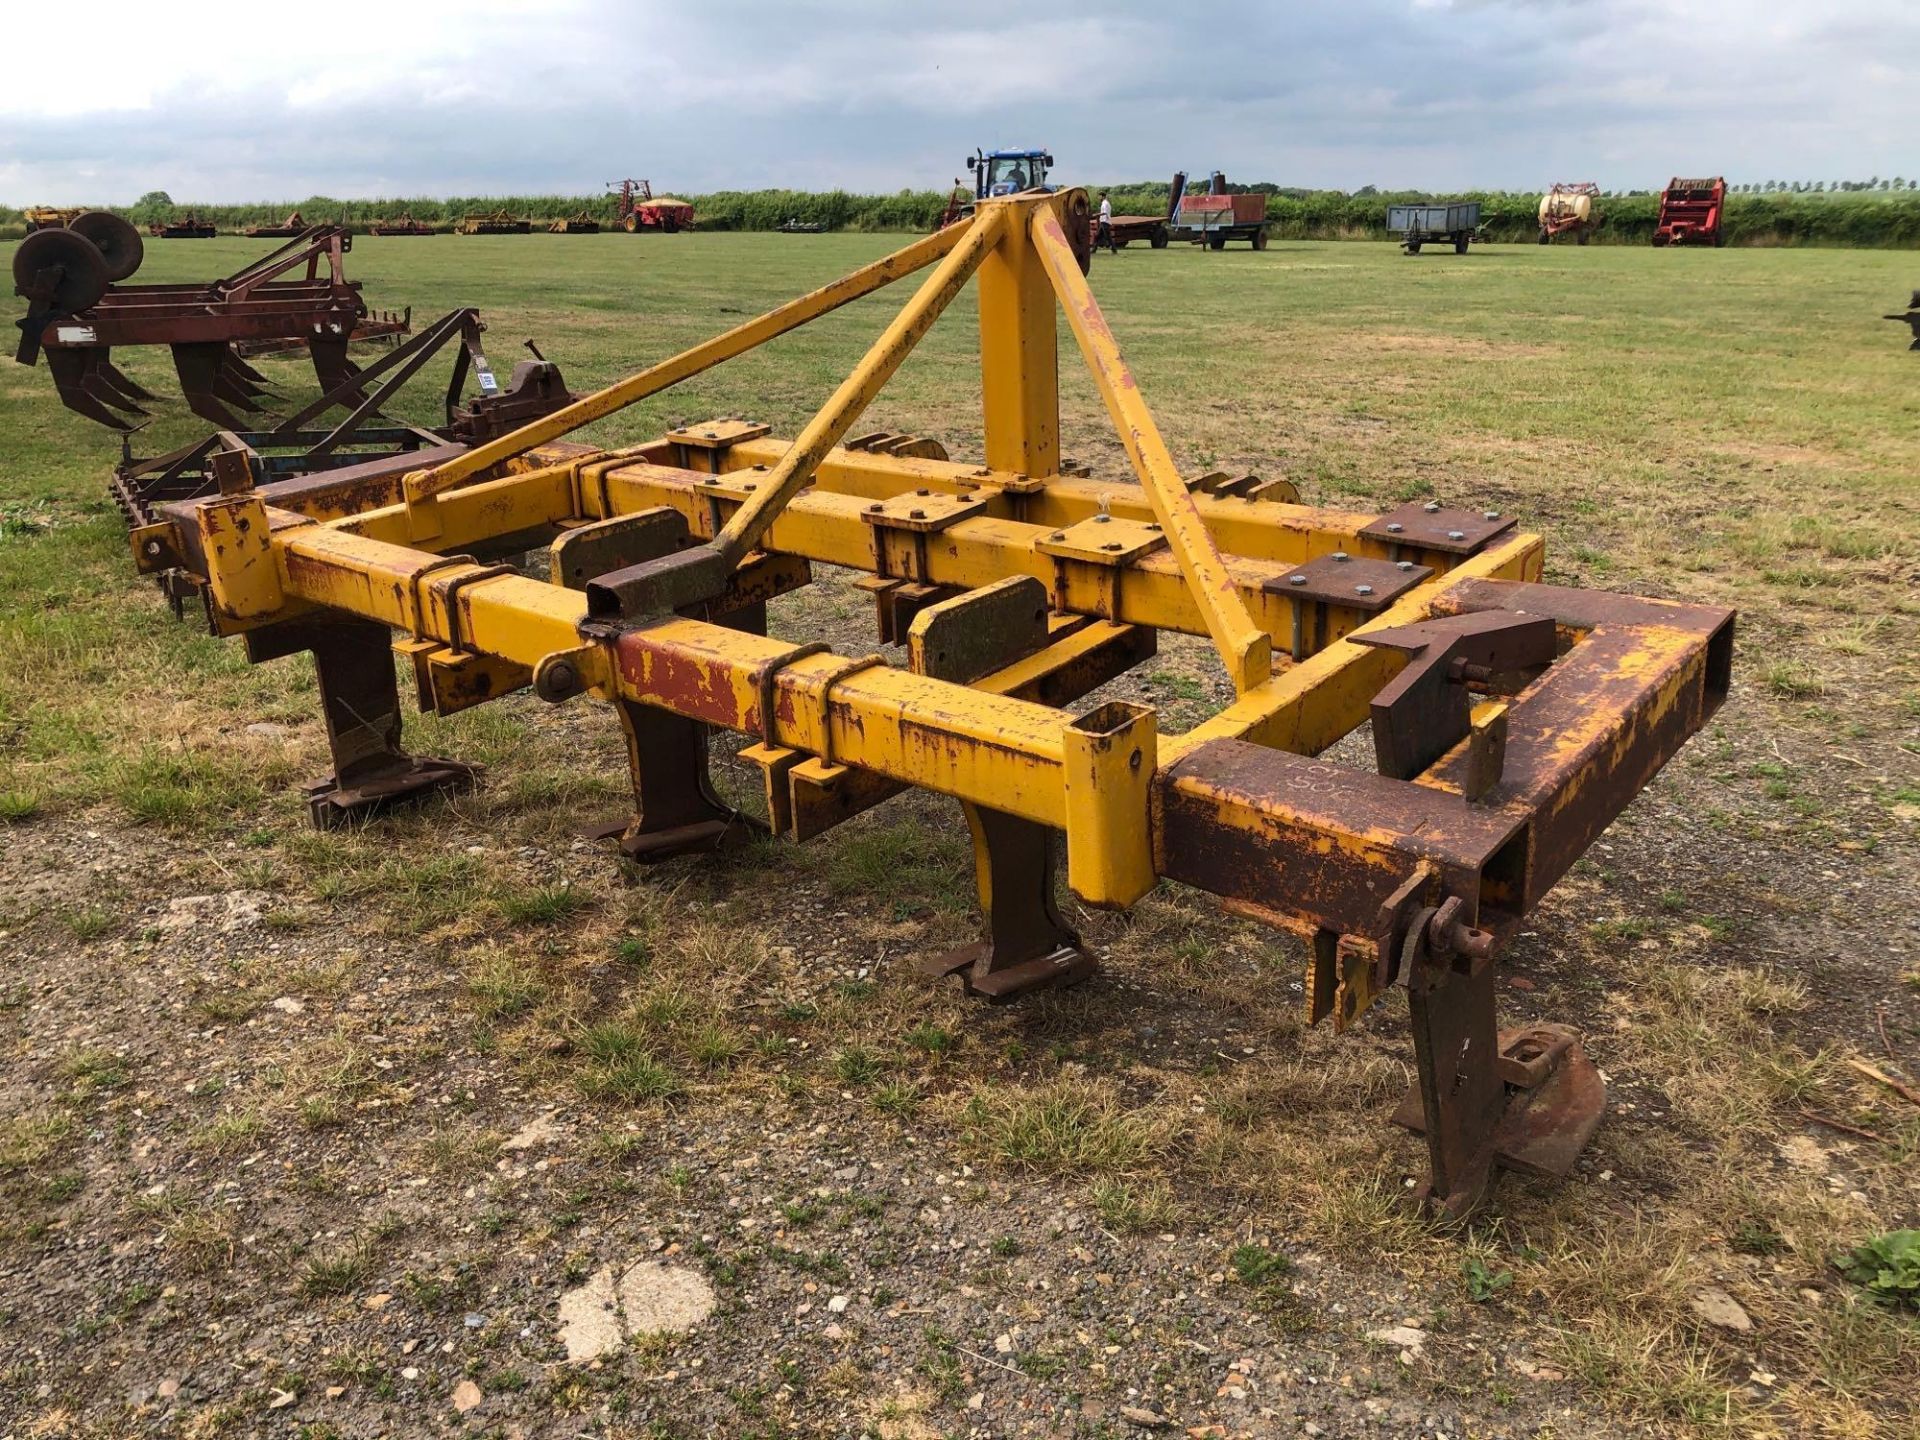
1 0 1914 203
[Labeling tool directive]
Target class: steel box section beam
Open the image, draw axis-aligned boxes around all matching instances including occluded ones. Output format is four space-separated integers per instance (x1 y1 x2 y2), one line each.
1030 206 1272 695
1156 580 1734 940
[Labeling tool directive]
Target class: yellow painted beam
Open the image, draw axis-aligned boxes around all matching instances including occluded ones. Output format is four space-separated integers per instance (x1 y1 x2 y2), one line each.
398 222 972 516
710 207 1005 565
1029 206 1272 694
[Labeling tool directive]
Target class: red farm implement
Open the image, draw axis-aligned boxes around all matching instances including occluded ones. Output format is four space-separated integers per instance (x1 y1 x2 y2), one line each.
12 218 406 429
151 213 218 239
1653 177 1726 247
245 210 308 238
610 179 693 233
370 213 435 236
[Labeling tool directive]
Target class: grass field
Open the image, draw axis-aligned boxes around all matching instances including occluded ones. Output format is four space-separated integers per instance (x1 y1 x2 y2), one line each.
2 233 1918 1438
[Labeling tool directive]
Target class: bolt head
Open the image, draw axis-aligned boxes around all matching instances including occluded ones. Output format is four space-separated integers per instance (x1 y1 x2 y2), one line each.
1446 529 1466 541
916 488 931 496
1386 522 1403 533
1049 531 1066 541
1423 501 1441 513
1102 541 1122 552
909 509 926 520
1288 574 1307 586
867 503 883 513
1093 513 1111 523
1397 560 1414 571
1484 510 1501 521
1332 551 1349 562
1356 584 1374 596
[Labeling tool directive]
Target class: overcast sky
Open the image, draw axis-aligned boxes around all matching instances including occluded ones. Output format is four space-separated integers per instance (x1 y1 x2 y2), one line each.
3 0 1914 204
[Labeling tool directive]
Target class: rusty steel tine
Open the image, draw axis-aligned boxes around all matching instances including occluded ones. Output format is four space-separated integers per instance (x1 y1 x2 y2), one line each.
46 350 135 429
96 352 161 402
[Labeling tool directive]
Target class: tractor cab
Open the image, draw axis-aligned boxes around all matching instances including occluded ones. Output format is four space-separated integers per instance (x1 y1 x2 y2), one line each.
971 149 1054 200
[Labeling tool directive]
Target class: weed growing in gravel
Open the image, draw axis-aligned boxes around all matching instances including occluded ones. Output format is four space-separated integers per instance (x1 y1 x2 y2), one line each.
300 1243 372 1297
963 1079 1163 1175
1091 1177 1176 1235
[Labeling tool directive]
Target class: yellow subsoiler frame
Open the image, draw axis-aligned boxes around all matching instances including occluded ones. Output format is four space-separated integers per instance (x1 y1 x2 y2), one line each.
132 193 1733 1216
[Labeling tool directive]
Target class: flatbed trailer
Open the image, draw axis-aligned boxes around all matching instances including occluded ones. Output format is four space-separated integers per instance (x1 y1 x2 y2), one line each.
1387 203 1482 254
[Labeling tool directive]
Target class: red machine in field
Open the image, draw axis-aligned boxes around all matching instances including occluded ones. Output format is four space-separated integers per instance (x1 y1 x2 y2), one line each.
609 179 693 233
1653 177 1726 247
12 219 403 428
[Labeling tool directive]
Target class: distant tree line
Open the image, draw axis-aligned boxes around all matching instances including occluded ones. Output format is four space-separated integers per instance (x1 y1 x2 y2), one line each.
6 181 1920 246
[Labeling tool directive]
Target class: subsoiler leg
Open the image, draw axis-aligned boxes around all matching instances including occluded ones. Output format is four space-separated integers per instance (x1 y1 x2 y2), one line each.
919 802 1096 1001
606 699 755 862
296 617 480 828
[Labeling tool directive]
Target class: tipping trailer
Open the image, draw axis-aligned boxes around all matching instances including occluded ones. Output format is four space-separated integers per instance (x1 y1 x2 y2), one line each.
1387 203 1481 254
1653 177 1725 247
1167 171 1269 250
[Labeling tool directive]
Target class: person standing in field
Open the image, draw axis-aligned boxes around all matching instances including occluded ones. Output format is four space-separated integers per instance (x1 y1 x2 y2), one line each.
1097 192 1118 254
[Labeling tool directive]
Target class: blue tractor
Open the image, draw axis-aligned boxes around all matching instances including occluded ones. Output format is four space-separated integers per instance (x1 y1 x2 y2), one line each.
938 148 1055 226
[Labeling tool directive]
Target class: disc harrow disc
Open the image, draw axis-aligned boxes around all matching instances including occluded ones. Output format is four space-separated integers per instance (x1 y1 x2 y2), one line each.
12 227 108 313
68 211 145 281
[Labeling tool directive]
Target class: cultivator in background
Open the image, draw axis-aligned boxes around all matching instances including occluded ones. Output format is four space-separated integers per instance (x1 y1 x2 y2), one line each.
370 213 435 236
1887 291 1920 348
152 214 218 238
549 211 601 235
113 307 575 615
24 206 83 232
128 191 1733 1218
456 211 531 235
11 219 406 429
245 210 308 238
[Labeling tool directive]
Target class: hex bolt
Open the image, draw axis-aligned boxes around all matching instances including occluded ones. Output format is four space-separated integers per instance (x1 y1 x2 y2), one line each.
909 509 927 520
1145 523 1162 532
1289 574 1308 586
1356 584 1374 596
867 503 884 514
1093 513 1111 524
1484 510 1501 521
1332 551 1349 562
1397 560 1415 571
1423 501 1441 513
1447 529 1466 541
916 488 931 496
1386 522 1403 533
701 476 720 486
1102 541 1123 552
1049 531 1066 541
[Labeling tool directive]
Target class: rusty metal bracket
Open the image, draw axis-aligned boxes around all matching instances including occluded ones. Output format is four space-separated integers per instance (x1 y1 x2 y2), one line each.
1361 500 1517 557
1352 612 1556 784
